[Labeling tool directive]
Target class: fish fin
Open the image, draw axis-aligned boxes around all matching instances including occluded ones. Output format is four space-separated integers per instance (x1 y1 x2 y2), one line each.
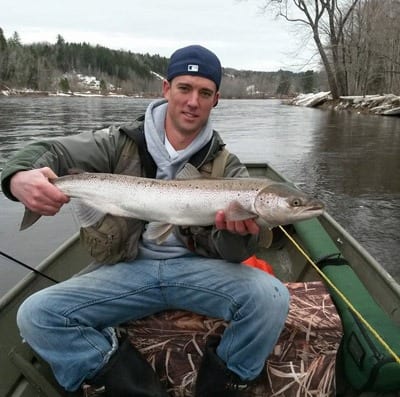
72 199 105 227
143 222 175 244
258 228 273 248
176 163 202 179
255 217 274 230
20 208 42 230
225 201 257 222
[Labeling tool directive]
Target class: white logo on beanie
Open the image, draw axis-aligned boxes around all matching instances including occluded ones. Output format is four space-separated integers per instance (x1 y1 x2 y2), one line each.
187 64 199 72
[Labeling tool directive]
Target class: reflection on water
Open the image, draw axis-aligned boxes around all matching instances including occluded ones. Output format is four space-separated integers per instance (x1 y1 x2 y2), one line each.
0 97 399 295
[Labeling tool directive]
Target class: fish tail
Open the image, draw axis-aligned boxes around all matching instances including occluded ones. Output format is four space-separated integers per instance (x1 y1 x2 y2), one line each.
20 208 42 230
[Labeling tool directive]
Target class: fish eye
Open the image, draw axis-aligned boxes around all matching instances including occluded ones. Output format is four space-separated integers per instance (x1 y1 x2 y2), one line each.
291 198 302 207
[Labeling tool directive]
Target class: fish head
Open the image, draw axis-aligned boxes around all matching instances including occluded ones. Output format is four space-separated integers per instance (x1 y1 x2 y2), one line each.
254 183 325 228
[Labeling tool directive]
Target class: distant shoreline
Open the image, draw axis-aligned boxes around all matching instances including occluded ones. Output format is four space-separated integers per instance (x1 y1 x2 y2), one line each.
0 89 288 100
0 89 157 99
0 85 292 100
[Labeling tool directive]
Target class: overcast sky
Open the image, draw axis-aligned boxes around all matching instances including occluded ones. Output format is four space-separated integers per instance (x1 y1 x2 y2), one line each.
2 0 318 72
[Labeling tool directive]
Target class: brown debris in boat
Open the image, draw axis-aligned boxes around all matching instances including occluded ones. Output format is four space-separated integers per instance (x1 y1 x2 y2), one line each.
123 281 342 396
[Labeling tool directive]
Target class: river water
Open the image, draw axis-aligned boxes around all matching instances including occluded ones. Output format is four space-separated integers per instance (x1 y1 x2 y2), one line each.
0 96 399 296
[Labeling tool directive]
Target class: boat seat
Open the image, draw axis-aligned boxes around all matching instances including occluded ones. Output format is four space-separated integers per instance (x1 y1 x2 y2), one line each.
123 280 343 396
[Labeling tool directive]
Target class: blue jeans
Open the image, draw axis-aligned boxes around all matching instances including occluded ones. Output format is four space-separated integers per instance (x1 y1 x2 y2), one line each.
17 256 289 392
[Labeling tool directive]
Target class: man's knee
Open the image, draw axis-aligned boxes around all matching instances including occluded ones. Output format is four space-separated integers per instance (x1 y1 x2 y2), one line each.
17 290 52 336
249 274 290 322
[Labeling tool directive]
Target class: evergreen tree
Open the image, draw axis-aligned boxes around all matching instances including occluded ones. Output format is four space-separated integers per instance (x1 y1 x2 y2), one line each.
0 27 8 83
276 71 292 95
0 27 7 51
302 70 315 93
99 78 107 94
8 31 21 47
59 77 70 92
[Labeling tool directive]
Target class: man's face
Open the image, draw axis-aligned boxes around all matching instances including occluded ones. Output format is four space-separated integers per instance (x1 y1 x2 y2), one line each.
163 75 219 137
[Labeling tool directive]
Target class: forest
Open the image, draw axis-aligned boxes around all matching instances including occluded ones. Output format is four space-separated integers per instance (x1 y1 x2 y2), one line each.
1 0 399 98
0 29 322 98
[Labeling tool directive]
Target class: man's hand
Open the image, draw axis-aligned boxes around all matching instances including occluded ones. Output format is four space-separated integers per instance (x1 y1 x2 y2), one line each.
215 210 260 235
10 167 70 215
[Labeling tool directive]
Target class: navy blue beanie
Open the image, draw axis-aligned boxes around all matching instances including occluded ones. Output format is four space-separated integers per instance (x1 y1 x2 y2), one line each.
167 45 222 89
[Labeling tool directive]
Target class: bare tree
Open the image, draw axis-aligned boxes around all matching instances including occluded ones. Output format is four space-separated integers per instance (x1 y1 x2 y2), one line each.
344 0 400 94
257 0 360 98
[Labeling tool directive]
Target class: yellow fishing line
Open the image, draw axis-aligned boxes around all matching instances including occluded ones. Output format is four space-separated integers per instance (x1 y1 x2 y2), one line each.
278 225 400 364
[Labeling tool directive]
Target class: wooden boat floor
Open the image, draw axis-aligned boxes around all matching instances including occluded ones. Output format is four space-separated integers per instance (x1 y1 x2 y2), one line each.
123 280 342 396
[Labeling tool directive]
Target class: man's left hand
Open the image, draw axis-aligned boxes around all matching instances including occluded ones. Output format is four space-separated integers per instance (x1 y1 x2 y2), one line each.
215 210 260 235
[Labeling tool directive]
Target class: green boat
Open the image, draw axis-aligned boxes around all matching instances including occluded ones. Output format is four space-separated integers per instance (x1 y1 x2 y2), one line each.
1 163 399 397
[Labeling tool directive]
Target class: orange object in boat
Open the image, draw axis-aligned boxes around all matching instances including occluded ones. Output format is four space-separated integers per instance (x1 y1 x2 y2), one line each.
242 255 274 275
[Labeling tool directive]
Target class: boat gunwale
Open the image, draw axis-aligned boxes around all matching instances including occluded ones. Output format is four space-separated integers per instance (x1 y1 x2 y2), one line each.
320 211 400 294
0 232 81 311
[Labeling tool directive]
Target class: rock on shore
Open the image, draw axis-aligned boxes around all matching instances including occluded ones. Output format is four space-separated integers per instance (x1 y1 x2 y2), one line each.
287 92 400 116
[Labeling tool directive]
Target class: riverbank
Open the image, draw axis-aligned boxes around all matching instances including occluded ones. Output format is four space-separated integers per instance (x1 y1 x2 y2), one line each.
0 88 285 100
0 88 136 98
288 92 400 116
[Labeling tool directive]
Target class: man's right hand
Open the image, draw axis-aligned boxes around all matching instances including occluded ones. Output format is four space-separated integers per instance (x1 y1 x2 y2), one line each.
10 167 70 216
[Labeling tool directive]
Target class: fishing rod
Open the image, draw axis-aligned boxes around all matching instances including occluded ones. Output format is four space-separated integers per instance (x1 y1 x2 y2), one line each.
0 250 59 284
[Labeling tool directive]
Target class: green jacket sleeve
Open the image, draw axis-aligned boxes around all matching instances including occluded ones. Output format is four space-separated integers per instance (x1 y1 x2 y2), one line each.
1 126 127 201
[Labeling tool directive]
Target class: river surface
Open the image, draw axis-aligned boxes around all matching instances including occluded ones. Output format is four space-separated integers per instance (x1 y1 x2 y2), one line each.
0 96 399 296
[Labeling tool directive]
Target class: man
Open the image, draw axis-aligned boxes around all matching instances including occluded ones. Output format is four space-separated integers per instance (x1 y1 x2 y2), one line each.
1 45 289 396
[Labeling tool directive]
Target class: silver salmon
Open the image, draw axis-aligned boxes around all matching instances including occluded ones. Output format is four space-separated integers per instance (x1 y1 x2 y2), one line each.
21 166 324 243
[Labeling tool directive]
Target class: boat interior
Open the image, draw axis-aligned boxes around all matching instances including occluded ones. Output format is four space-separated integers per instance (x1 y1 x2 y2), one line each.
1 163 399 396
